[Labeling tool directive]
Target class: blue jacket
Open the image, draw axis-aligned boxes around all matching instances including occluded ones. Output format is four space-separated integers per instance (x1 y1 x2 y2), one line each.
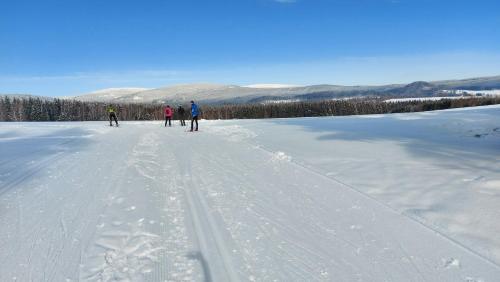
191 103 199 117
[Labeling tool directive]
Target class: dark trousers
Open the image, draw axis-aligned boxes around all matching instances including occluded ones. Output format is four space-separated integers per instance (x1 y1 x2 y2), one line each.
191 115 198 131
165 116 172 127
109 113 118 126
179 116 186 126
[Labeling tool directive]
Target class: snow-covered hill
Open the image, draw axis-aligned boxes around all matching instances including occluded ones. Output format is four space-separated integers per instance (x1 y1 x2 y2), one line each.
71 83 401 104
73 87 152 102
1 106 500 281
68 75 500 104
72 83 346 104
451 89 500 96
244 83 301 88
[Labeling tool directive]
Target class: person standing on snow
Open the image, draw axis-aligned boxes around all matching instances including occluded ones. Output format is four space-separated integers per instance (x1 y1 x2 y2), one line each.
106 104 119 127
190 100 199 132
177 105 186 126
164 105 173 127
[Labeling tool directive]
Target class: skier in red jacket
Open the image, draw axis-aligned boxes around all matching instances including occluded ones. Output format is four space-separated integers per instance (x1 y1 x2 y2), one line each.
164 105 173 127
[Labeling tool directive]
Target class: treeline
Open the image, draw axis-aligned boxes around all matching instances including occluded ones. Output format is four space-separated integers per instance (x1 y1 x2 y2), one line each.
201 97 500 119
0 97 165 121
1 96 499 121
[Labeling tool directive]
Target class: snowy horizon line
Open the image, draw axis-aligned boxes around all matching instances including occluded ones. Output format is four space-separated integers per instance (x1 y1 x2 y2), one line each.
3 74 500 98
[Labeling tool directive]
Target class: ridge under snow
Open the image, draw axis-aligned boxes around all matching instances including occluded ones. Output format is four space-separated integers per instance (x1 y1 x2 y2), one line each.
244 84 302 89
67 75 500 104
88 87 152 94
74 87 152 102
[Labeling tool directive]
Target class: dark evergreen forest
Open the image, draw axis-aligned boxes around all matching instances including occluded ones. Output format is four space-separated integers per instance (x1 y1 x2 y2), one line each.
1 96 499 121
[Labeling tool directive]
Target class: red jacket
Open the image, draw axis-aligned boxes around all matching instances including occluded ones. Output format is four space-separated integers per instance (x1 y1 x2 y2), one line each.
164 107 173 117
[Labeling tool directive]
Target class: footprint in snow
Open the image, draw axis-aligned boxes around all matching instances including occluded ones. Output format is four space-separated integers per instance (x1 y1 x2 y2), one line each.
82 231 163 281
442 257 460 269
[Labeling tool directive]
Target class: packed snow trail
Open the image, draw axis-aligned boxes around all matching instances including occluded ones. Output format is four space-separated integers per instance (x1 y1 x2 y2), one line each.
0 106 499 281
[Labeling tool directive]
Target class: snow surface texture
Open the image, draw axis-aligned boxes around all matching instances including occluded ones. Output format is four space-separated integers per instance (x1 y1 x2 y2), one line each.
1 105 500 281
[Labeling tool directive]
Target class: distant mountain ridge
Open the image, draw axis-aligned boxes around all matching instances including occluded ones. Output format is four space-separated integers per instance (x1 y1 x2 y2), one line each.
70 75 500 104
72 88 152 102
4 75 500 104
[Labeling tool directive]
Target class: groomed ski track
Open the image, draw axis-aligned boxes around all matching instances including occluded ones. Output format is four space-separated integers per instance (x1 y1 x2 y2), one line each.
1 108 500 281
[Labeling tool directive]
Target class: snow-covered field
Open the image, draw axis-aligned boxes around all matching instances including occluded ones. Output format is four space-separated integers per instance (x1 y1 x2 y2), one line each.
384 96 466 102
1 105 500 281
445 89 500 96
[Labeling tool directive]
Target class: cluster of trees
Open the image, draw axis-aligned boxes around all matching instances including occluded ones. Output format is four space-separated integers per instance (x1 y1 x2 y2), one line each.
0 97 165 121
1 96 499 122
200 97 500 119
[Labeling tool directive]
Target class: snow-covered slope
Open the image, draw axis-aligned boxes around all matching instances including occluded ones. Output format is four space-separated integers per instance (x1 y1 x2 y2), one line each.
73 87 152 102
452 89 500 96
117 83 241 104
72 83 394 104
66 75 500 104
1 106 500 281
6 75 500 104
244 84 302 88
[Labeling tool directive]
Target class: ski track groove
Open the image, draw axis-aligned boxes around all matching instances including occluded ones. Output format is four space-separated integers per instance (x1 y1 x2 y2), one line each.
174 143 241 282
189 176 241 282
188 133 340 280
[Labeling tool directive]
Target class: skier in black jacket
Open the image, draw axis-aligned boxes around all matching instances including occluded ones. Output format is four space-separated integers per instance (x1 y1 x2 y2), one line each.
177 105 186 126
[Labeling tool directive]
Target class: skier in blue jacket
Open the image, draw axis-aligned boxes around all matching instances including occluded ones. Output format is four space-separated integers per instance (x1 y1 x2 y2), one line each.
190 100 199 131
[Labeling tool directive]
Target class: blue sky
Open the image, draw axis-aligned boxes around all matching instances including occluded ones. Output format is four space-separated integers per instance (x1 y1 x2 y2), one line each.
1 0 499 96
